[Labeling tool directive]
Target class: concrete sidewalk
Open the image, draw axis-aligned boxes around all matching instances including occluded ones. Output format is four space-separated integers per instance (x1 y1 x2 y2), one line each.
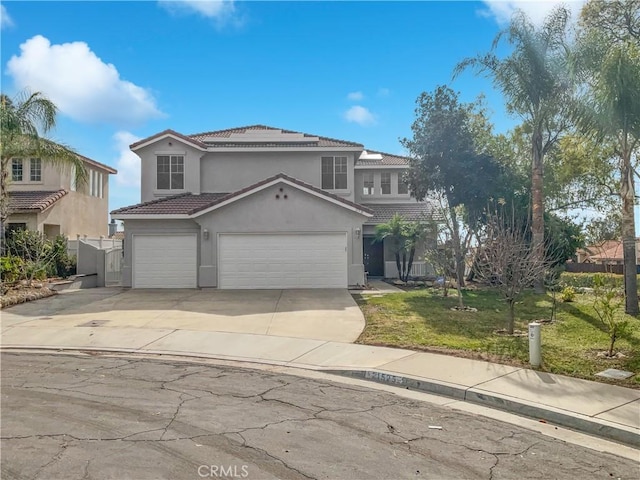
1 321 638 448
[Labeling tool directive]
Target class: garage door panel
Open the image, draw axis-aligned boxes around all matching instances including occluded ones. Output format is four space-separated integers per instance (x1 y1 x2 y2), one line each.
219 233 347 289
134 235 197 288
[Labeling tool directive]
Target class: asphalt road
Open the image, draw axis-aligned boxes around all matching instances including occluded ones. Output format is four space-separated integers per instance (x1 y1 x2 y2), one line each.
1 353 637 480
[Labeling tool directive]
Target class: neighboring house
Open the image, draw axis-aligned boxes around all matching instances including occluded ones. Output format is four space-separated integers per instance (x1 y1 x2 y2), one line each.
576 239 640 266
6 155 117 239
111 125 435 289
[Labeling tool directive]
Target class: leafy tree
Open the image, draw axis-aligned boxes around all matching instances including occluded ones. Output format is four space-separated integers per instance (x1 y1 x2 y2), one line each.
373 214 426 282
572 0 640 314
0 91 87 233
401 85 507 290
593 273 629 357
455 7 573 292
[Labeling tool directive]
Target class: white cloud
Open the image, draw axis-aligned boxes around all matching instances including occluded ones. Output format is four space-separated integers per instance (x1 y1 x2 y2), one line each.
344 105 376 126
377 87 390 97
159 0 236 24
347 91 364 101
480 0 585 26
113 131 141 188
6 35 164 126
1 4 13 29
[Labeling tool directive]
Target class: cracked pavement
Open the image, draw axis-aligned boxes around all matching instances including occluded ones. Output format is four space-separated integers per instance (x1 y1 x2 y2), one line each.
1 353 638 480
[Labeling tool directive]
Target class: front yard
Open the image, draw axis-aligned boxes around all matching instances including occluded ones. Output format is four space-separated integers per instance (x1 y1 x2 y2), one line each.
354 287 640 387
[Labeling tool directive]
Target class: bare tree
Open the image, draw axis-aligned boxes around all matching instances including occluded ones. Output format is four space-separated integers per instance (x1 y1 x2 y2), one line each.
474 202 550 334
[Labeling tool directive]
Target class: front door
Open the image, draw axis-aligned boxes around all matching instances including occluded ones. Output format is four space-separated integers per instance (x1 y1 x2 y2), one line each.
363 236 384 277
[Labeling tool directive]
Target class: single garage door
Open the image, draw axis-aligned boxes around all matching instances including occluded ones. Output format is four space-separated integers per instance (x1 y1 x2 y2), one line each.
219 233 347 289
133 234 197 288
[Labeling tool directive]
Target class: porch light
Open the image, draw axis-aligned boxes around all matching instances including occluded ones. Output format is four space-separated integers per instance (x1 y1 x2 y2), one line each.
355 228 361 239
203 228 209 240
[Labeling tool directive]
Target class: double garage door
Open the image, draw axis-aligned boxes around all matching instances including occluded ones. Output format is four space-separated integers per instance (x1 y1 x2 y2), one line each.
132 233 347 289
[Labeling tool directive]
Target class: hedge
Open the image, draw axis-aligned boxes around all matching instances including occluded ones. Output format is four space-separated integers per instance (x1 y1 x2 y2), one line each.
558 272 640 290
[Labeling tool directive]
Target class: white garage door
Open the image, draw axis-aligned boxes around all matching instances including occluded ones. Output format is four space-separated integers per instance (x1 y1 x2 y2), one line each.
133 234 197 288
219 233 347 289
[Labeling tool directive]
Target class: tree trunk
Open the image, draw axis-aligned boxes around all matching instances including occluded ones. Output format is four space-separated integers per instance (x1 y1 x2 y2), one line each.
531 128 546 294
620 147 639 316
608 331 616 358
448 205 466 289
395 252 402 281
507 300 516 335
406 247 415 282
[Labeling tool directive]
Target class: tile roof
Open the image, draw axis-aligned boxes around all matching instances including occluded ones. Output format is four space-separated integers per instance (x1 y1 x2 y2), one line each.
129 129 208 150
8 190 68 213
110 192 229 216
111 173 373 217
188 125 363 148
362 202 439 224
357 150 411 166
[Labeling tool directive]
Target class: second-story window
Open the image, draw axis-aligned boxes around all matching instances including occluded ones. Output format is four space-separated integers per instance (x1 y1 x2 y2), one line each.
363 172 374 195
89 170 104 198
398 174 409 194
381 172 391 195
12 159 23 181
30 158 42 182
321 156 347 190
157 155 184 190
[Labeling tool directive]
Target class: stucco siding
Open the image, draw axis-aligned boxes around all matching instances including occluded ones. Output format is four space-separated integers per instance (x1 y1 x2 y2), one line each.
195 183 367 287
199 151 356 202
354 168 413 204
136 140 204 202
120 219 201 287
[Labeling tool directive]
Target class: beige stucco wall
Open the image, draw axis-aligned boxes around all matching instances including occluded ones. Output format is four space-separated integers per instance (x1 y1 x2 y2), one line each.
6 160 112 238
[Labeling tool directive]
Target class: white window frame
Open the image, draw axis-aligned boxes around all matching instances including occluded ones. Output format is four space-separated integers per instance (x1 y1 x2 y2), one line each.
381 172 391 195
321 156 348 191
11 158 23 182
156 155 185 190
397 174 409 195
70 165 77 191
362 172 374 196
30 158 42 182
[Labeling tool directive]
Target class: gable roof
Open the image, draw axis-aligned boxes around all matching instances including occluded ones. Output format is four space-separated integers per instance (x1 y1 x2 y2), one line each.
8 190 68 213
362 202 440 224
79 154 117 174
111 173 373 219
130 125 364 151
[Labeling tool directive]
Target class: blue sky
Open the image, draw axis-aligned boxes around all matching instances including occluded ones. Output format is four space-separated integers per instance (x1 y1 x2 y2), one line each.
1 0 635 233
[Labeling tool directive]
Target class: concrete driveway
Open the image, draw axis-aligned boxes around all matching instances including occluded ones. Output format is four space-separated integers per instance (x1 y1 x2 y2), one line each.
0 288 365 342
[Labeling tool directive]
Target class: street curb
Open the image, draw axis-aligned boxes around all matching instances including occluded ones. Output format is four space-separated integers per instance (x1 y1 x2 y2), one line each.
325 369 640 449
2 346 638 449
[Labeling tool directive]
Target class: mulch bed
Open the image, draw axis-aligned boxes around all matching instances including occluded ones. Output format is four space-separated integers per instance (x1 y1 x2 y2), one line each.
1 286 57 309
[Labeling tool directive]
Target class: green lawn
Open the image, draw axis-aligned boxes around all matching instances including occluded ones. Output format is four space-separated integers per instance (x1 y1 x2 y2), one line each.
354 288 640 387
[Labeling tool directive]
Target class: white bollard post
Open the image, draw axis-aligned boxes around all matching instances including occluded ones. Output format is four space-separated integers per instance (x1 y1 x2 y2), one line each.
529 322 541 367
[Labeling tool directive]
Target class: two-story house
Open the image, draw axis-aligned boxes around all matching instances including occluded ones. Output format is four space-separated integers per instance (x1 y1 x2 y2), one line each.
111 125 434 289
7 154 117 238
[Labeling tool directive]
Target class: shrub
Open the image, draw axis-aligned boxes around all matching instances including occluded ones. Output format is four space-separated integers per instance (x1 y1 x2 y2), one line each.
1 256 24 284
50 235 76 278
560 286 576 302
593 274 629 357
559 272 628 290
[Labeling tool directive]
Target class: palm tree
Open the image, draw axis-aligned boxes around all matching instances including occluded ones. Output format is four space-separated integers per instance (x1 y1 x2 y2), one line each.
373 214 426 282
0 91 87 234
454 7 573 292
571 0 640 315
